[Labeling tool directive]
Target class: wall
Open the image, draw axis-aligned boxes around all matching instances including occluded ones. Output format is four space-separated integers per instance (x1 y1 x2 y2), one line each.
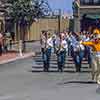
29 17 69 41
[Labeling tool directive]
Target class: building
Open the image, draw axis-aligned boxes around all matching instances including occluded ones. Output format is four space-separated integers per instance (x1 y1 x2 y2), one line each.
28 17 69 41
73 0 100 32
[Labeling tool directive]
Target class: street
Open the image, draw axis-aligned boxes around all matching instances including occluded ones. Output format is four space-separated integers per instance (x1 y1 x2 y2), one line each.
0 0 100 99
0 53 100 100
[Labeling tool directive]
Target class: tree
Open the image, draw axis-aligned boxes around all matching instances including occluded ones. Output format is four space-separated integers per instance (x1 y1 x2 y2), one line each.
7 0 51 25
6 0 51 52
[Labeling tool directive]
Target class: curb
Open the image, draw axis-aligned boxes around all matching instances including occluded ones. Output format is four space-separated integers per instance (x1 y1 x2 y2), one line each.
0 52 36 65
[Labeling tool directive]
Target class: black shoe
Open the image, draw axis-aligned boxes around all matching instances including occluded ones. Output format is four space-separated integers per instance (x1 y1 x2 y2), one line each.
60 68 63 72
46 68 49 72
89 64 91 68
58 68 63 72
58 65 63 72
43 64 47 72
43 68 46 72
76 64 81 72
76 67 81 72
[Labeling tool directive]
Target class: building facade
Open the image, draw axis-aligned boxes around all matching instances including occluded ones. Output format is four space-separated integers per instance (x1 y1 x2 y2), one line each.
73 0 100 32
27 17 69 41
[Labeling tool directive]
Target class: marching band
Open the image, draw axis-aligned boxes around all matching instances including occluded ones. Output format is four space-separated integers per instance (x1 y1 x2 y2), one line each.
40 29 100 85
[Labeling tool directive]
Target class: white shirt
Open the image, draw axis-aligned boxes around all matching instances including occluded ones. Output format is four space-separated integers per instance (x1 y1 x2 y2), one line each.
69 35 78 47
56 38 68 51
46 37 53 48
41 35 46 48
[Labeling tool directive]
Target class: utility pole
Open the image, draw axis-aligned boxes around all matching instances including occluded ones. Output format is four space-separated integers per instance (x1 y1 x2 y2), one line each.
58 9 61 33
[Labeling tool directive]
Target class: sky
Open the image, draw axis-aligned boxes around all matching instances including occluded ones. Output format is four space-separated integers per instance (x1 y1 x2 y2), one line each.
48 0 73 15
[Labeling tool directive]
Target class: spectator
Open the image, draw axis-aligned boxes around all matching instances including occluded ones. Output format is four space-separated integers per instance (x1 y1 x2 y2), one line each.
11 32 15 41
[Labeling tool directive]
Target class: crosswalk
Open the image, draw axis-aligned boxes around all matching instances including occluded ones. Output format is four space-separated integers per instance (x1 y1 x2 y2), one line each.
32 53 91 72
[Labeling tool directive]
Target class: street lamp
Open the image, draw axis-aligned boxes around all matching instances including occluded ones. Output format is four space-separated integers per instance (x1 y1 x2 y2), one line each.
53 9 61 33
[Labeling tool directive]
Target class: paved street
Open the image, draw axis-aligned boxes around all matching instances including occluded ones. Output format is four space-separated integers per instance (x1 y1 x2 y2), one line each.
1 0 100 99
0 52 100 100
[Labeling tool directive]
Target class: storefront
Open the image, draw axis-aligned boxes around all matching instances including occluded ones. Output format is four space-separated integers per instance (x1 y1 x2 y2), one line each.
73 0 100 32
81 14 100 31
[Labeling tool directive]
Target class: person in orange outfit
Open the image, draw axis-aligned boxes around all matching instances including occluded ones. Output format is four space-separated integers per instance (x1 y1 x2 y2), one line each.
93 28 100 35
81 33 100 84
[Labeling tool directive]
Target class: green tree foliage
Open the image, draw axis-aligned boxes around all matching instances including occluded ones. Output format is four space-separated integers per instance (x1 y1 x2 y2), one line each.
7 0 51 25
6 0 51 51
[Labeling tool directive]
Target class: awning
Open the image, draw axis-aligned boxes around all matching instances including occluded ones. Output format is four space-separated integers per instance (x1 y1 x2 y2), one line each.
86 14 100 19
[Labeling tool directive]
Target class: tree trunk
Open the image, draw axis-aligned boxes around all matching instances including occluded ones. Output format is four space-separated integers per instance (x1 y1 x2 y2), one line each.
22 25 26 52
21 24 26 52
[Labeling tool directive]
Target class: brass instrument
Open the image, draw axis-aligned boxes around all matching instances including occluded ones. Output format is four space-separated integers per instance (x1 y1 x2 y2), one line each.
56 40 64 54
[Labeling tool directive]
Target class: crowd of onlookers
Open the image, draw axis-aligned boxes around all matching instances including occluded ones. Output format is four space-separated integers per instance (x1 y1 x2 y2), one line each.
0 31 15 56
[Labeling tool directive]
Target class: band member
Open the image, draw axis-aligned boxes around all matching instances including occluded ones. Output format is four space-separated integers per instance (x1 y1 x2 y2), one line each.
55 33 68 72
73 38 85 72
40 31 53 72
40 31 47 53
81 33 100 84
52 34 57 53
40 31 47 71
45 32 53 71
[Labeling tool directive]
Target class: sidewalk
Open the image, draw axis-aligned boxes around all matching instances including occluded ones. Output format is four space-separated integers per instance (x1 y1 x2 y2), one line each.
0 51 35 65
0 41 41 65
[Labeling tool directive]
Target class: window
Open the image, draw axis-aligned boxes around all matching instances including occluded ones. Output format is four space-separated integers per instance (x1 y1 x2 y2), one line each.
84 0 90 4
80 0 93 5
93 0 100 4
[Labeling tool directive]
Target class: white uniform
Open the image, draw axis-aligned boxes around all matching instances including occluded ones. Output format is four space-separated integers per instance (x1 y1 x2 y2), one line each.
55 37 68 52
46 37 53 49
41 34 46 49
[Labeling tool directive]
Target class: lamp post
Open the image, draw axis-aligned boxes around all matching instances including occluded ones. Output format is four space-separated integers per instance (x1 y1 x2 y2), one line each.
58 9 61 33
53 9 61 33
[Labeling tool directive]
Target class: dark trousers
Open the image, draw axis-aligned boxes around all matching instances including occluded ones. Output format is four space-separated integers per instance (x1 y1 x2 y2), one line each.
57 50 66 72
73 51 84 72
42 48 51 71
67 45 70 56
